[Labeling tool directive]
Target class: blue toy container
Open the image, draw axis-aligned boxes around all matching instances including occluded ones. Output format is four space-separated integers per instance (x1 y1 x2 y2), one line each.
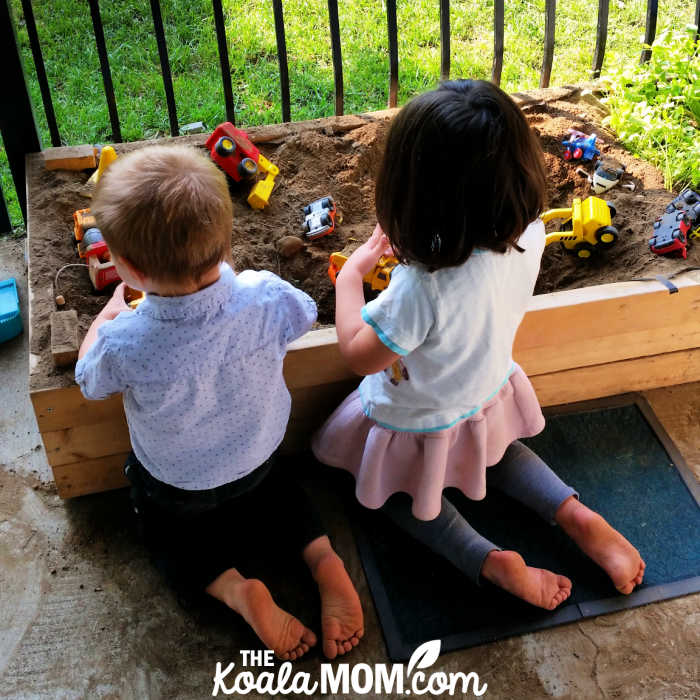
0 278 23 343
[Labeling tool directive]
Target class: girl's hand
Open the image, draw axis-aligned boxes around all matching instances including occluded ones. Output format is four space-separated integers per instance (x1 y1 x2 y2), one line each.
343 224 393 279
101 283 130 320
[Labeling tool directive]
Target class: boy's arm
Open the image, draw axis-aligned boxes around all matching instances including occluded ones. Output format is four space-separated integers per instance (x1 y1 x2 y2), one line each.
78 283 130 360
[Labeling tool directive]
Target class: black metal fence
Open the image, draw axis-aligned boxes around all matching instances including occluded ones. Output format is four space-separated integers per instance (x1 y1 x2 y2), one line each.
2 0 698 233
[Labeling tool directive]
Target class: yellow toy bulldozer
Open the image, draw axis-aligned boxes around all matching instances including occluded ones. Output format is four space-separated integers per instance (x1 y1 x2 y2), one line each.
328 252 399 300
543 196 618 259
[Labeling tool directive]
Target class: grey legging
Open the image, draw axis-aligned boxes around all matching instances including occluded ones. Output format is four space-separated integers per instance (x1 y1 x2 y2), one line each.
380 440 578 585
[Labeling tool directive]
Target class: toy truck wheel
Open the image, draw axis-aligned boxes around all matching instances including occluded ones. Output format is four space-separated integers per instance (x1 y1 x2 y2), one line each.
320 197 333 209
573 242 595 259
215 136 236 157
606 201 617 219
595 226 618 248
238 157 258 179
573 147 583 159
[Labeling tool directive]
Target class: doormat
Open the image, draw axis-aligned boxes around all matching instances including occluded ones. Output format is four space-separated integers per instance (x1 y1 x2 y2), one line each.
350 396 700 660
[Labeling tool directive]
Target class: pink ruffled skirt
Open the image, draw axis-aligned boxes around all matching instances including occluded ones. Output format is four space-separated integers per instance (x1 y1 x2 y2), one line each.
311 364 545 521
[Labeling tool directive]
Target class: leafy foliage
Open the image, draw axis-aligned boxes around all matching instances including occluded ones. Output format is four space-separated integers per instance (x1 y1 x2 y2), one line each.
600 25 700 190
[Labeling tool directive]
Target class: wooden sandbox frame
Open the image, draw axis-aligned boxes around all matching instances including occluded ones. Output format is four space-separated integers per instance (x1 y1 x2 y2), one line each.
27 89 700 498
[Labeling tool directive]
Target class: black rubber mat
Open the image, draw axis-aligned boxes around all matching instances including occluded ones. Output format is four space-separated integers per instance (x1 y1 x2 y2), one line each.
350 396 700 660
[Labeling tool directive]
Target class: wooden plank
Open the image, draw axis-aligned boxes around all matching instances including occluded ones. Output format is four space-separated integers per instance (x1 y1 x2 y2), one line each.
643 382 700 482
284 327 355 389
31 385 124 433
41 417 130 467
42 145 97 171
532 347 700 407
515 274 700 376
282 378 359 452
31 276 700 426
50 351 700 498
52 452 129 499
50 310 79 366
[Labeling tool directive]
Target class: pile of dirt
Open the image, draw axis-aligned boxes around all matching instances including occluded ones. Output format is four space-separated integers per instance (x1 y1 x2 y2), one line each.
27 97 698 391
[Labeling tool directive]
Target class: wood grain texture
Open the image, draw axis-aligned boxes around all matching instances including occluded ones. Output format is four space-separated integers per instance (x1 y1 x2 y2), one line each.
51 453 130 498
42 417 130 467
42 145 97 171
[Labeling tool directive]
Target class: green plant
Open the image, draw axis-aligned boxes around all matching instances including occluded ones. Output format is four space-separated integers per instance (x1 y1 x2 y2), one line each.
600 25 700 190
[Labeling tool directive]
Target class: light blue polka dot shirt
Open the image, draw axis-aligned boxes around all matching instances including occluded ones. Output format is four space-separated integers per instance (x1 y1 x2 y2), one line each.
75 263 317 490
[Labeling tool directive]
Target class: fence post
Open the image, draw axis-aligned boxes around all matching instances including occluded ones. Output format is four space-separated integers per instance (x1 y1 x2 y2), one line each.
0 0 41 227
591 0 610 79
328 0 344 116
0 187 11 234
386 0 398 108
212 0 236 125
272 0 291 123
640 0 658 64
87 0 122 142
150 0 179 136
21 0 61 147
492 0 504 86
440 0 450 82
540 0 556 88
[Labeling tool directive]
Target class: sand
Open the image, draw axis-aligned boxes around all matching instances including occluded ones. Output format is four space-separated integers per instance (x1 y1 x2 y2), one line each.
26 97 698 391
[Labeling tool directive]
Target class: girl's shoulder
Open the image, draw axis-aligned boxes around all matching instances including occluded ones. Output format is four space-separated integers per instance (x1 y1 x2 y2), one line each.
518 218 546 249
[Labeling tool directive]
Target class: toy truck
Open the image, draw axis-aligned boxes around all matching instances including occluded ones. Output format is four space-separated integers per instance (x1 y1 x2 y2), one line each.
205 122 279 209
542 196 618 259
562 130 600 162
302 197 336 239
328 252 399 300
649 189 700 259
72 208 121 290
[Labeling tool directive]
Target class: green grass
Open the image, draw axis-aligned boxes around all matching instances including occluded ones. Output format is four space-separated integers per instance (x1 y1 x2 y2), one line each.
1 0 696 231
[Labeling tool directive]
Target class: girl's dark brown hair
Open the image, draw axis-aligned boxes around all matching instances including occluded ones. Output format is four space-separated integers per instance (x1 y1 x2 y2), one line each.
375 79 547 268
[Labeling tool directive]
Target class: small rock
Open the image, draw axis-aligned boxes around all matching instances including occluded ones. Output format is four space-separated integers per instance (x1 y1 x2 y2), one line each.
277 235 304 258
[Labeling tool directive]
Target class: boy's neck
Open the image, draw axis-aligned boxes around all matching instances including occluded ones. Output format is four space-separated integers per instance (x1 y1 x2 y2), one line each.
148 264 223 297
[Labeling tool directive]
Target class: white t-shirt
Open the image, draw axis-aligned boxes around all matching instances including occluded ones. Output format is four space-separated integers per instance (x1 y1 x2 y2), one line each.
358 219 545 432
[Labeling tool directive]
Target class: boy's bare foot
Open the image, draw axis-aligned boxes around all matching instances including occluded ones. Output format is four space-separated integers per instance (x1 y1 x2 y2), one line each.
556 496 645 594
206 569 317 661
304 537 364 659
481 550 572 610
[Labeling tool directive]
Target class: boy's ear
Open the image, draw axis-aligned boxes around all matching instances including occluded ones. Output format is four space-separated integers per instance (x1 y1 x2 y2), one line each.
113 253 148 285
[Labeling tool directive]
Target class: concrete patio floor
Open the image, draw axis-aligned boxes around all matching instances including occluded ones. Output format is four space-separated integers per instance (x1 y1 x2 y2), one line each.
1 236 698 699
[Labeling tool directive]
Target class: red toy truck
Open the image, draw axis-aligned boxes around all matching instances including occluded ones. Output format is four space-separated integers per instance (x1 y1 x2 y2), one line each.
72 208 121 290
205 122 261 182
649 189 700 259
205 122 279 209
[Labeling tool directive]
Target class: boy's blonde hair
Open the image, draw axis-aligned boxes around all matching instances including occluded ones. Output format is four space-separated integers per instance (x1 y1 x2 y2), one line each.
92 144 233 283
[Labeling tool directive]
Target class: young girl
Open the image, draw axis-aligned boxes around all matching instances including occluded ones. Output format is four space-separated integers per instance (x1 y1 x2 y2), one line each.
312 80 645 610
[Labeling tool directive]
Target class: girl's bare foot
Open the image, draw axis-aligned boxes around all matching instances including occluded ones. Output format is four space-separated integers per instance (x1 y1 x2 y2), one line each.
304 537 364 659
481 550 572 610
556 496 645 594
206 568 317 660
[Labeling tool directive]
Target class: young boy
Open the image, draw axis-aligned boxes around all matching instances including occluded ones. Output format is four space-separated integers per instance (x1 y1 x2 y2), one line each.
75 144 363 661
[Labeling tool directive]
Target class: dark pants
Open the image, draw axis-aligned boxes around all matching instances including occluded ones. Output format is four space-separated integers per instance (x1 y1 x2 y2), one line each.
124 452 326 593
